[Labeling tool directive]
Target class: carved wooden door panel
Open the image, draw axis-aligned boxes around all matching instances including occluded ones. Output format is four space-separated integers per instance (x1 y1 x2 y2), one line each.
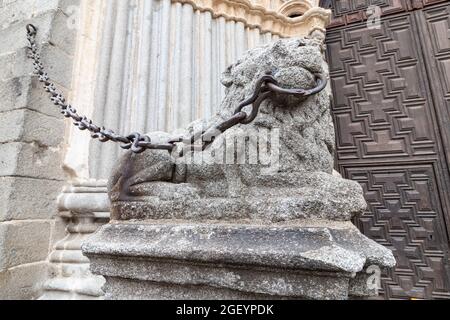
323 0 450 299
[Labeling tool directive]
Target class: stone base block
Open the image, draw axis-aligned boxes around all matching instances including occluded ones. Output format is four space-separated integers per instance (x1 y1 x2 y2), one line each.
82 221 395 300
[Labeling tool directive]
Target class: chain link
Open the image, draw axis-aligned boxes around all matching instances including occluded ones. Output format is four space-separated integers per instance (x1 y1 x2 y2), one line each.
26 24 327 155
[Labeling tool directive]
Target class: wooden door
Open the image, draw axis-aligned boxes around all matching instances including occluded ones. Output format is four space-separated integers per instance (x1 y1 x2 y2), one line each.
322 0 450 299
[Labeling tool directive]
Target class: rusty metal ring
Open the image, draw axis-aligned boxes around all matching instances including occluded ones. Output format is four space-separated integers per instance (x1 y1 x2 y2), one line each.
266 73 327 97
234 75 278 115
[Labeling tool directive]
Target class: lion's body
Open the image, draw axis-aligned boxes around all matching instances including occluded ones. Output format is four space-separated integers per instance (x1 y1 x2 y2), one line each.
108 38 366 223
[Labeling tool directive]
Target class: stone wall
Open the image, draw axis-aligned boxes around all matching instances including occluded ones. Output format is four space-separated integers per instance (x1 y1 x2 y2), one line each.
0 0 79 299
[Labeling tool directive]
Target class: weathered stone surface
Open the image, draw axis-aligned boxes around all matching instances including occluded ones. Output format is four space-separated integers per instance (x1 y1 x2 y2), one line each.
48 6 79 55
0 0 58 29
40 274 105 300
40 44 74 89
349 271 378 298
0 109 64 146
39 182 110 300
0 14 74 85
58 190 110 214
109 38 366 223
0 0 78 301
86 222 370 273
110 171 366 222
0 262 48 300
0 220 51 271
49 216 69 249
0 142 64 180
0 76 66 117
84 38 396 300
83 221 395 300
41 227 106 300
0 11 55 55
102 276 349 300
0 177 63 222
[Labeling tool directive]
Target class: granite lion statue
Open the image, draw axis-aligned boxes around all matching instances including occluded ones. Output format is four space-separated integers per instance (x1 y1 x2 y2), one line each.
108 38 367 222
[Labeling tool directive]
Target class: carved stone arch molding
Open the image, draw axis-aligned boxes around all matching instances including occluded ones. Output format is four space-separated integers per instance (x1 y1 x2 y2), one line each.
173 0 331 37
278 0 313 18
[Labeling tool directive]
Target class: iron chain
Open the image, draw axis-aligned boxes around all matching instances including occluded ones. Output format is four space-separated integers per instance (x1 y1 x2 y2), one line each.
26 24 327 155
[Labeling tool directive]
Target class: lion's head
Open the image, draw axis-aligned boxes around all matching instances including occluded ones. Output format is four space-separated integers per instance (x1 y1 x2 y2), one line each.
201 37 335 177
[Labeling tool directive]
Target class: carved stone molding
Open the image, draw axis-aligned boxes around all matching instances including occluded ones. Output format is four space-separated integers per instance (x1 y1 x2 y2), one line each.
279 0 313 17
39 181 109 300
172 0 331 37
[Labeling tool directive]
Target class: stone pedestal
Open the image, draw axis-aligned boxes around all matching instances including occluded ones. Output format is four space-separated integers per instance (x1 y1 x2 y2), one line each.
83 220 394 300
82 38 395 300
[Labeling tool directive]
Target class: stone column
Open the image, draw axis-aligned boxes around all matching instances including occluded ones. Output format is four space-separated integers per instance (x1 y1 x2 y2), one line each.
82 38 396 300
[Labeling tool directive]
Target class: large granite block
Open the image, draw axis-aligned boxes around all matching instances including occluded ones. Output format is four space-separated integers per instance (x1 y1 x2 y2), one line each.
83 221 394 300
